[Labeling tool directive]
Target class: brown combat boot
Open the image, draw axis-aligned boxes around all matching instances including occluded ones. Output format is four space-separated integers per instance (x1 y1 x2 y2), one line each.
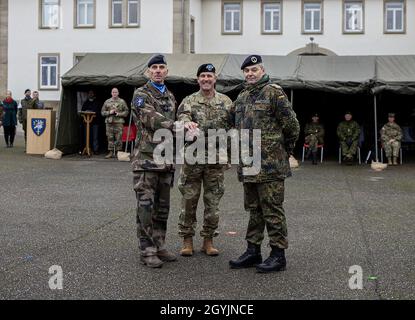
393 157 398 165
157 249 177 262
105 151 113 159
387 158 392 165
201 238 219 256
140 255 164 268
180 237 194 256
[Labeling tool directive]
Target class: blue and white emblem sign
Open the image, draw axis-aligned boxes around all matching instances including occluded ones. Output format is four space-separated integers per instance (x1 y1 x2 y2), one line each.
32 118 46 136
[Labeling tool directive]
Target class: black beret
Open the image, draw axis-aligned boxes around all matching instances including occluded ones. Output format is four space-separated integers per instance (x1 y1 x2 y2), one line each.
388 112 396 117
148 54 167 67
25 89 31 94
241 55 262 70
345 111 352 115
312 113 319 118
197 63 216 76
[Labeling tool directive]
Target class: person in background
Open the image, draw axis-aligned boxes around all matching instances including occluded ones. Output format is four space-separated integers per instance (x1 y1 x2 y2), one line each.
2 90 18 148
380 113 402 165
17 89 34 144
32 91 45 109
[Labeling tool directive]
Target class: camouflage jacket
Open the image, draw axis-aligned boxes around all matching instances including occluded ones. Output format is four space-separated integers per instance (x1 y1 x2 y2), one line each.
231 75 300 183
337 120 360 141
101 98 129 124
304 122 325 143
17 97 35 123
381 122 402 143
131 81 177 172
177 90 233 161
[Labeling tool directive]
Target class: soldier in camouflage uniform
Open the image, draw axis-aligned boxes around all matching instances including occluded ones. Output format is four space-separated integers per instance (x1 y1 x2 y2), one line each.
337 111 360 163
381 113 402 165
304 113 325 165
101 88 129 159
131 55 178 268
17 89 35 144
177 63 233 257
229 55 300 273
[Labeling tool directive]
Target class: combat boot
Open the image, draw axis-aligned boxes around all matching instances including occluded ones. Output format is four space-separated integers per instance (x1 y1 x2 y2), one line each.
393 157 398 165
140 254 164 268
312 151 318 165
256 246 286 273
157 249 177 262
229 242 262 269
387 158 392 165
180 237 194 256
105 151 113 159
201 238 219 256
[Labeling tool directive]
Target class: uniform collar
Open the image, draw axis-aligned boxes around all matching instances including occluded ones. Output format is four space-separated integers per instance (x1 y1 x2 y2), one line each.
196 90 220 104
145 81 168 98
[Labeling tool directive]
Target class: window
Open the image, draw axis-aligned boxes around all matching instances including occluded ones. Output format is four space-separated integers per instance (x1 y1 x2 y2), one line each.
40 0 60 28
190 17 195 53
262 2 282 34
110 0 140 27
76 0 95 27
112 0 123 26
303 1 322 33
385 1 405 33
39 54 59 90
344 1 363 33
223 2 242 34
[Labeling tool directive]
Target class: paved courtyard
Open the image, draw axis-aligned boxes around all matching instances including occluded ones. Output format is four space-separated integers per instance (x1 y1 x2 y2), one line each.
0 133 414 299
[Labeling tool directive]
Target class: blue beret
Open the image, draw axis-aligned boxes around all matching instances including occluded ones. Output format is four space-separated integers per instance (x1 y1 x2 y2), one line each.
241 55 262 70
197 63 216 76
148 54 167 67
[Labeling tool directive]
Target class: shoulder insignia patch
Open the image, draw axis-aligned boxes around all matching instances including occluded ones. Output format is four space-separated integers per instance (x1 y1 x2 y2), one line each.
133 96 145 108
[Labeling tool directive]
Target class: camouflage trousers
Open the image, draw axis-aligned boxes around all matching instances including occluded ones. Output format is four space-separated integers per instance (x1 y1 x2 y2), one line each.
243 180 288 249
133 171 173 256
340 139 358 158
178 163 226 238
384 140 401 158
305 134 321 153
106 123 123 151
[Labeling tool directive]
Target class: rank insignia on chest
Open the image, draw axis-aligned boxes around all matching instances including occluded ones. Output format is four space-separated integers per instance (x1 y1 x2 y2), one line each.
134 96 144 108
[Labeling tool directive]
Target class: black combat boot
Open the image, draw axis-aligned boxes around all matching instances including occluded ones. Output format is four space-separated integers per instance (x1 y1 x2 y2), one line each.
229 242 262 269
312 151 318 165
256 246 286 273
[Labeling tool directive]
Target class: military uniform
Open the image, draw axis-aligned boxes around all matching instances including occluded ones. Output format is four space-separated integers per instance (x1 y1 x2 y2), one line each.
304 122 324 152
101 97 129 152
337 120 360 160
381 121 402 163
131 81 176 261
18 96 35 141
231 74 300 250
177 90 233 241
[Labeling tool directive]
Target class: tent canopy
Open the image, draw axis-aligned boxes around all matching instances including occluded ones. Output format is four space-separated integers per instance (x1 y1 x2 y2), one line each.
57 53 415 154
62 53 415 94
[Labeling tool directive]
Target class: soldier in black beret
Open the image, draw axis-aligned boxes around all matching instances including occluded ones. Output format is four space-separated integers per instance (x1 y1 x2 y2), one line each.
229 55 300 273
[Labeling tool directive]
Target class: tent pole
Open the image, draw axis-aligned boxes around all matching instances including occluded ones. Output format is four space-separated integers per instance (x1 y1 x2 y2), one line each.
291 89 294 108
374 94 379 162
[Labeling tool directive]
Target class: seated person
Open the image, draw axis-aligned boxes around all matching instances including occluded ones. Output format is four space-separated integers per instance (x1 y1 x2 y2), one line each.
304 113 324 165
337 111 360 163
380 113 402 165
